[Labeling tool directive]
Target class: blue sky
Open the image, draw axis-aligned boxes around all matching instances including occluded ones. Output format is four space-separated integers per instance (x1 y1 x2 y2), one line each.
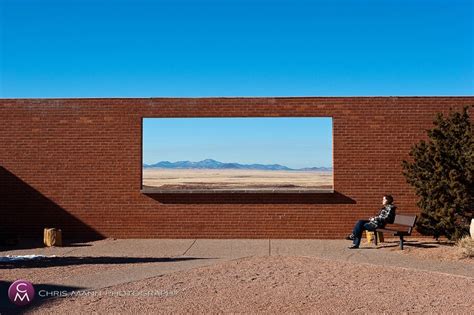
0 0 472 97
143 118 333 168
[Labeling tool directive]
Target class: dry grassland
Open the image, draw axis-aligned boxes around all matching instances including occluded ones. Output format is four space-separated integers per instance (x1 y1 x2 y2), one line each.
143 169 333 191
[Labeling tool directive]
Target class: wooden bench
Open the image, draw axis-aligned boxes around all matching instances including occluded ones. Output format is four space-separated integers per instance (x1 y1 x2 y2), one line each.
374 214 417 250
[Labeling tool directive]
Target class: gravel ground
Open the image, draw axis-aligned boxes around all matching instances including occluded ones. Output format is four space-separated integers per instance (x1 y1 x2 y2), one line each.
26 255 473 314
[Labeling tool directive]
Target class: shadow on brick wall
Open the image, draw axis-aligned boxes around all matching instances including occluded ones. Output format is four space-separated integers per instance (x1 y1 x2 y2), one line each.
145 191 356 204
0 166 103 246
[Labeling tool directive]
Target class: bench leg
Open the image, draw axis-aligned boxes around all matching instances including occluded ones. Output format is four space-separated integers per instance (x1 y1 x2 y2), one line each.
399 236 404 250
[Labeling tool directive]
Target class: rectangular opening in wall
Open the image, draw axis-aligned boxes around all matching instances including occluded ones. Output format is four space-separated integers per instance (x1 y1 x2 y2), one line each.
141 117 333 193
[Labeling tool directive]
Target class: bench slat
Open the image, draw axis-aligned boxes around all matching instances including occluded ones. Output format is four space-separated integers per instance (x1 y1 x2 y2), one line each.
376 228 411 236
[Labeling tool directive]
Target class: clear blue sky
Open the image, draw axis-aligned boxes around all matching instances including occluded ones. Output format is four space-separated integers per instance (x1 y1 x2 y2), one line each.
143 118 333 168
0 0 472 98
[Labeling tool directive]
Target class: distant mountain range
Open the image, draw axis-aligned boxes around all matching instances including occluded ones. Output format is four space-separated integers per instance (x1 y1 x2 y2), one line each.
143 159 332 171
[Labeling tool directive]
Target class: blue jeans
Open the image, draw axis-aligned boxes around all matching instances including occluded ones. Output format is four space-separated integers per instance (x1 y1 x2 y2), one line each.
352 220 377 247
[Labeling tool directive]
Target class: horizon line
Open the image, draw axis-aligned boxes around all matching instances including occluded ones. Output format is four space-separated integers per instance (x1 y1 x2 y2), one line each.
143 159 333 170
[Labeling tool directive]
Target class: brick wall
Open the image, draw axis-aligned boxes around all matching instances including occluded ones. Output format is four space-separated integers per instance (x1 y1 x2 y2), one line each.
1 97 473 239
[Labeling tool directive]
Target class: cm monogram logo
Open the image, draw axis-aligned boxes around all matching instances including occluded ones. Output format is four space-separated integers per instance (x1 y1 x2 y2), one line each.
8 280 35 306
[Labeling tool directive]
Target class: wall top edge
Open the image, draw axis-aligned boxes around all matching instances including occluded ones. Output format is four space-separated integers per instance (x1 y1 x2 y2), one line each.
1 96 474 101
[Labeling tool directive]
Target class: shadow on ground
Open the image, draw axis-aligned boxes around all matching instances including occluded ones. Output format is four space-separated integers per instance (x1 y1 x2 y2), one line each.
0 256 213 269
0 239 93 252
377 240 446 249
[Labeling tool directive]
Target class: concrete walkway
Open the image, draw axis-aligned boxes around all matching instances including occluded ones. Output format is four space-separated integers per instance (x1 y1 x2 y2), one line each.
1 239 472 292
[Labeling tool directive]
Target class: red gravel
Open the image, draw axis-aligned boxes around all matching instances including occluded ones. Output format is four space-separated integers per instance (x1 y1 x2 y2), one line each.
28 255 474 314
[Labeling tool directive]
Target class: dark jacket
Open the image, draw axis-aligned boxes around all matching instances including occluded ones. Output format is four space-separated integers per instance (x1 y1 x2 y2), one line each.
367 204 396 229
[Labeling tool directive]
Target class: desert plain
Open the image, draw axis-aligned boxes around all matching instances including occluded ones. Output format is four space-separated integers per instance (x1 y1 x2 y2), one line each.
142 169 333 191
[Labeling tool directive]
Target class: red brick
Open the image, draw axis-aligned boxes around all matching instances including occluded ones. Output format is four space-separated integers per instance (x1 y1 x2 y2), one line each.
0 97 473 239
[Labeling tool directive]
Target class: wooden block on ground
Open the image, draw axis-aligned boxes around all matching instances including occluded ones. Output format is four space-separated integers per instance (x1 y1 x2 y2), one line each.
44 228 62 247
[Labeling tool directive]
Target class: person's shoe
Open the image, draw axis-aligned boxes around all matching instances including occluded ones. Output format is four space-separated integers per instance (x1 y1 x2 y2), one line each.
345 234 354 240
348 245 359 249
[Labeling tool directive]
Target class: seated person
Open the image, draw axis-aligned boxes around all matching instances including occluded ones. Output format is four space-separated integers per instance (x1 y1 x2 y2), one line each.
346 194 396 249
